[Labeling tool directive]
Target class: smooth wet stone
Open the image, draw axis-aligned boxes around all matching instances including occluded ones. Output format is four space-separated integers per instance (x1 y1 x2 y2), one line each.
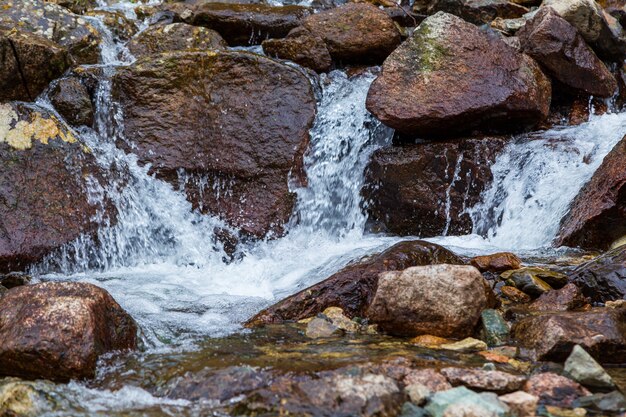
529 283 586 311
501 267 561 297
498 391 539 417
564 345 615 390
440 338 489 352
567 245 626 303
425 386 510 417
544 405 587 416
440 367 526 393
404 369 453 392
480 309 509 346
406 384 431 406
471 253 522 273
400 402 427 417
49 77 94 127
0 273 31 289
321 307 361 333
523 372 590 407
500 286 532 303
262 26 331 72
368 265 490 338
0 378 52 417
127 22 227 57
306 317 343 338
575 391 626 413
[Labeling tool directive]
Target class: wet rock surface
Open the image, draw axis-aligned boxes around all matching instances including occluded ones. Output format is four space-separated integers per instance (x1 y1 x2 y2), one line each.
567 245 626 302
528 283 587 311
366 12 551 137
247 240 464 325
524 372 591 407
518 7 617 97
112 50 315 238
440 367 526 393
557 135 626 250
127 22 227 57
363 138 506 237
49 77 94 127
367 264 490 337
0 282 137 382
0 103 112 273
429 0 529 25
471 252 522 273
262 26 332 72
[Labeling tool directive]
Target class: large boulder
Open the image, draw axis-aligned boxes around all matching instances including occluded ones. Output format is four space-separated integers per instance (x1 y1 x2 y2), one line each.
262 26 332 73
165 2 310 46
362 137 506 237
556 135 626 250
367 264 490 337
0 29 70 102
0 282 137 382
518 7 617 97
0 103 112 272
301 3 402 64
127 22 227 57
511 308 626 362
112 51 315 238
567 246 626 303
541 0 626 60
0 0 102 65
246 240 464 326
366 12 551 137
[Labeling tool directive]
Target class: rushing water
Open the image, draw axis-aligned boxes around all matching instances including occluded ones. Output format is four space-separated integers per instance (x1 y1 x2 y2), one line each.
10 1 626 413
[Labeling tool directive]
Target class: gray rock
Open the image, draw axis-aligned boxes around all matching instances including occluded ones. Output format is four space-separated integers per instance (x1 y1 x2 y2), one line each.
564 345 615 390
425 386 510 417
305 317 343 338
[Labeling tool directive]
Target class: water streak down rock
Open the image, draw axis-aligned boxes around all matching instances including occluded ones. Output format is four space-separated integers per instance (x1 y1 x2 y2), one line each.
366 12 551 137
112 51 316 238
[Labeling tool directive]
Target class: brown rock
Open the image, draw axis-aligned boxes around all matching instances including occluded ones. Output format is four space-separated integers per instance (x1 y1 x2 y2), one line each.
499 391 539 417
246 240 464 326
440 367 526 393
518 7 617 97
0 282 137 382
404 368 452 392
362 138 506 237
557 135 626 250
166 2 310 46
112 51 315 238
567 245 626 303
302 3 402 64
46 0 97 14
0 103 113 272
0 29 70 102
511 309 626 362
500 285 532 303
429 0 530 25
0 0 102 65
262 26 332 72
471 252 522 273
127 23 227 57
85 10 138 41
366 12 551 137
367 264 490 337
523 372 590 407
49 77 94 127
528 283 586 311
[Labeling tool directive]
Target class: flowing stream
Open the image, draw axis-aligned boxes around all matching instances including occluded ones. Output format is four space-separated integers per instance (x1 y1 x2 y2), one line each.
18 0 626 413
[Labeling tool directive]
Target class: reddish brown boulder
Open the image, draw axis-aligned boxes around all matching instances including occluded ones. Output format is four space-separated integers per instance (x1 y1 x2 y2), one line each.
528 283 587 311
112 51 316 238
524 373 590 407
262 26 332 72
428 0 529 25
567 245 626 303
127 23 227 57
518 7 617 97
0 282 137 382
511 309 626 362
301 3 402 64
556 135 626 250
49 77 94 127
471 252 522 273
0 29 70 102
165 2 310 46
367 265 491 337
362 138 506 237
0 103 113 273
366 12 551 137
246 240 464 326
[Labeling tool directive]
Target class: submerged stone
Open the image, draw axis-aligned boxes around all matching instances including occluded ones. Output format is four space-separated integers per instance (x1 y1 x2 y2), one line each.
481 309 509 347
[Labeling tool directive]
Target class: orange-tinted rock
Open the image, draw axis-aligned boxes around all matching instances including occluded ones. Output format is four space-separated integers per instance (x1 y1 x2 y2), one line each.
500 285 532 303
262 26 332 72
524 372 590 407
112 51 315 238
362 138 506 237
302 3 401 64
0 282 137 382
246 240 464 326
557 135 626 250
471 252 522 273
366 12 551 137
518 7 617 97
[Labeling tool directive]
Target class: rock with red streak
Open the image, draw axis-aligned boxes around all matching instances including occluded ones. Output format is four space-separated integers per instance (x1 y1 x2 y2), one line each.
362 138 506 237
366 12 551 137
528 283 587 311
246 240 464 326
523 372 590 407
441 367 526 393
112 50 316 238
556 135 626 250
511 308 626 362
0 282 137 382
471 252 522 273
518 7 617 97
301 3 402 64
